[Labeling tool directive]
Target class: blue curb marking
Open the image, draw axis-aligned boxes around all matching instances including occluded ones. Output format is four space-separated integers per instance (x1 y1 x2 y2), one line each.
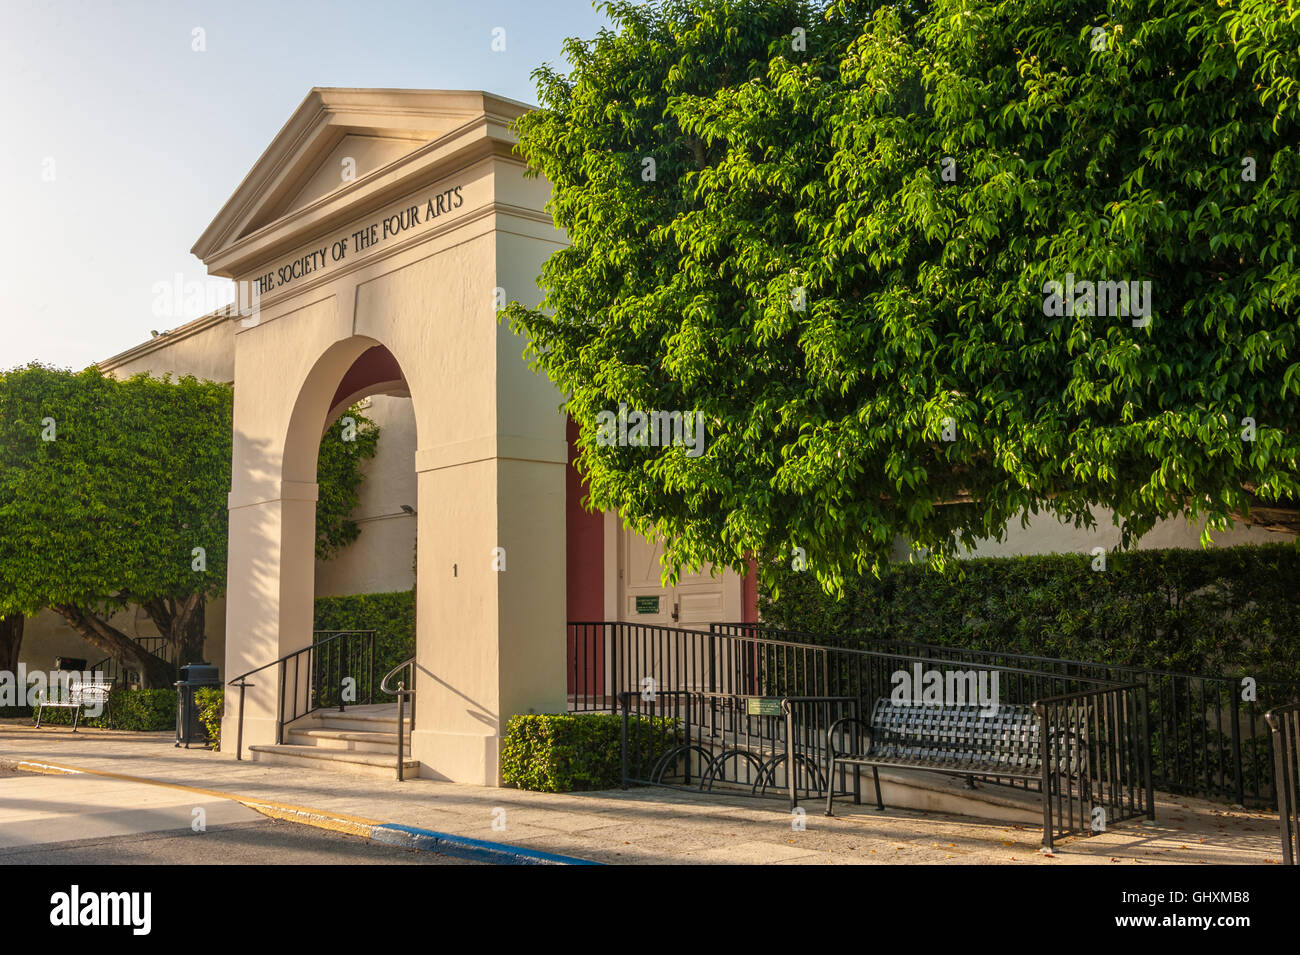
370 823 602 865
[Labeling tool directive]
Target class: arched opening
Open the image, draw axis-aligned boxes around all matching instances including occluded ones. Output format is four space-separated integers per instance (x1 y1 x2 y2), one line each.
272 337 420 771
311 342 419 646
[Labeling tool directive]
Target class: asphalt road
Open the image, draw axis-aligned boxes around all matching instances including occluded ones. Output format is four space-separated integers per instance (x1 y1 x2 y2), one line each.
0 818 479 864
0 765 477 864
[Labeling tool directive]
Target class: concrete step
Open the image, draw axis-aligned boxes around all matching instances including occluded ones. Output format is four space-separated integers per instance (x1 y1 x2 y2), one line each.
857 767 1043 825
248 744 417 779
300 709 411 733
681 734 1044 825
285 727 401 755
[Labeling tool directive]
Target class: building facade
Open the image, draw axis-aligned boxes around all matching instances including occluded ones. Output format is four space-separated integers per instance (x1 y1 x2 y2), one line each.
17 88 1291 787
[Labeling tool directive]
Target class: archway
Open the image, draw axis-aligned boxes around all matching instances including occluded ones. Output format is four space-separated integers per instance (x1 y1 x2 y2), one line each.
207 89 570 785
273 339 422 771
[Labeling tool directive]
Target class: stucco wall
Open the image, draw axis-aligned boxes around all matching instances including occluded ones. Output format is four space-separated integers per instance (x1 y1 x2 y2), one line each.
314 393 418 597
17 602 226 679
890 507 1292 561
102 313 236 384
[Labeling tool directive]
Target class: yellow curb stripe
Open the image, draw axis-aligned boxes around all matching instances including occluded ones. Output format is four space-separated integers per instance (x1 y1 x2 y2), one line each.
243 802 375 837
14 760 83 776
0 755 383 835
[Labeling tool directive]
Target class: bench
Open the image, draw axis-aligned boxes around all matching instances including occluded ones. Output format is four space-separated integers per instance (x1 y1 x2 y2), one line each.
34 680 113 731
824 698 1085 843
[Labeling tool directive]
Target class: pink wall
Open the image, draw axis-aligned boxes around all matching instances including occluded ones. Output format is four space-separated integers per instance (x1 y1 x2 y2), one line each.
565 417 604 622
743 557 759 623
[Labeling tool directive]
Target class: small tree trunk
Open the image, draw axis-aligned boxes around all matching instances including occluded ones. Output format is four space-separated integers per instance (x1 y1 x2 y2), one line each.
0 614 23 676
142 595 208 666
178 599 206 664
53 606 174 689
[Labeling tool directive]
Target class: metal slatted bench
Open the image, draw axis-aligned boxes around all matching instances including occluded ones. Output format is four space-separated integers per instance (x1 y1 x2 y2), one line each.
824 698 1085 842
34 680 113 731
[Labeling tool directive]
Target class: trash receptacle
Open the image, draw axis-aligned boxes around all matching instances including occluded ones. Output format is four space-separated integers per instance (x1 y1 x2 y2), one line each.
175 663 221 748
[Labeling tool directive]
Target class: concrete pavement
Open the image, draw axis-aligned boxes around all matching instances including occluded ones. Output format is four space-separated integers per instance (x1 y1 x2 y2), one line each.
0 769 260 849
0 721 1284 865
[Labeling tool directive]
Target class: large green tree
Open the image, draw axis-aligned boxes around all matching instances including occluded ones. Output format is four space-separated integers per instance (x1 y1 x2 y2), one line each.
0 364 379 685
507 0 1300 594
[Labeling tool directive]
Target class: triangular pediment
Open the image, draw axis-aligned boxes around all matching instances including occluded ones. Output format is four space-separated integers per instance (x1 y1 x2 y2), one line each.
192 87 532 275
270 134 426 226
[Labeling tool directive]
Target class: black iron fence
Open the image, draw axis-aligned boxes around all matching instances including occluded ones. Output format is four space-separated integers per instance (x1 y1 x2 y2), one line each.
1034 683 1154 846
713 622 1299 808
1266 702 1300 864
578 621 1151 840
306 630 377 713
617 687 860 805
89 636 179 687
227 629 376 758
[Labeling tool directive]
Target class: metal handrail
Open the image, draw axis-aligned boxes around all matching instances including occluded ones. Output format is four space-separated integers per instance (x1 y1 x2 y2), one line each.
226 630 376 760
380 657 415 695
1266 701 1300 864
88 636 179 688
382 657 416 781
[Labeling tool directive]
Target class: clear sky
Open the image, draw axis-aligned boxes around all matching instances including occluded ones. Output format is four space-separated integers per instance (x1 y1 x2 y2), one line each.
0 0 610 370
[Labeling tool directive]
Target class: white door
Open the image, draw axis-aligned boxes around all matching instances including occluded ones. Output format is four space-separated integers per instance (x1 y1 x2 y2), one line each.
617 525 740 626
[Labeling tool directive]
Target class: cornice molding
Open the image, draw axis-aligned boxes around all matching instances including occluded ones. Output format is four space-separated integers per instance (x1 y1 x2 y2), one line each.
97 309 233 375
192 88 534 277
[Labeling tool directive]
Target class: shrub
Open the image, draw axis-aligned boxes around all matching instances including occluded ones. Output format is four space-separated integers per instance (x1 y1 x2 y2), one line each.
314 590 414 700
101 688 177 730
501 713 682 792
195 687 223 750
34 688 177 731
759 543 1300 678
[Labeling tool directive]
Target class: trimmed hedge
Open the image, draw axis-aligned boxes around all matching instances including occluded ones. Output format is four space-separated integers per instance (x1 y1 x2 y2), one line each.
759 543 1300 678
33 688 177 731
501 713 682 792
314 590 415 701
195 687 223 750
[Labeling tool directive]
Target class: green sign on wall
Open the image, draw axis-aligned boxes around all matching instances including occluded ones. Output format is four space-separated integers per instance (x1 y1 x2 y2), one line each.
635 595 660 614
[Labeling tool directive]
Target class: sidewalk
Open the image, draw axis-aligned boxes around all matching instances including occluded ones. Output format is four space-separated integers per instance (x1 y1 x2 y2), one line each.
0 722 1283 865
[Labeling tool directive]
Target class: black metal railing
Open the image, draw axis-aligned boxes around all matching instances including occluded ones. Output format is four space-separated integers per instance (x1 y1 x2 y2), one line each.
573 620 1123 714
588 620 1151 841
89 636 179 687
712 622 1299 808
226 630 376 759
1266 701 1300 865
1034 683 1154 849
616 687 860 804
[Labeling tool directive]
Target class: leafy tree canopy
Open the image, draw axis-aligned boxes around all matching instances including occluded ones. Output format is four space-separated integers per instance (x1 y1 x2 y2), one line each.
317 408 382 560
506 0 1300 594
0 363 379 682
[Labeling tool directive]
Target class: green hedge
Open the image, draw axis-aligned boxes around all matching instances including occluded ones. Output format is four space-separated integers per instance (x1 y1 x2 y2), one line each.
759 543 1300 678
314 590 415 701
501 713 682 792
195 687 223 750
34 688 177 731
